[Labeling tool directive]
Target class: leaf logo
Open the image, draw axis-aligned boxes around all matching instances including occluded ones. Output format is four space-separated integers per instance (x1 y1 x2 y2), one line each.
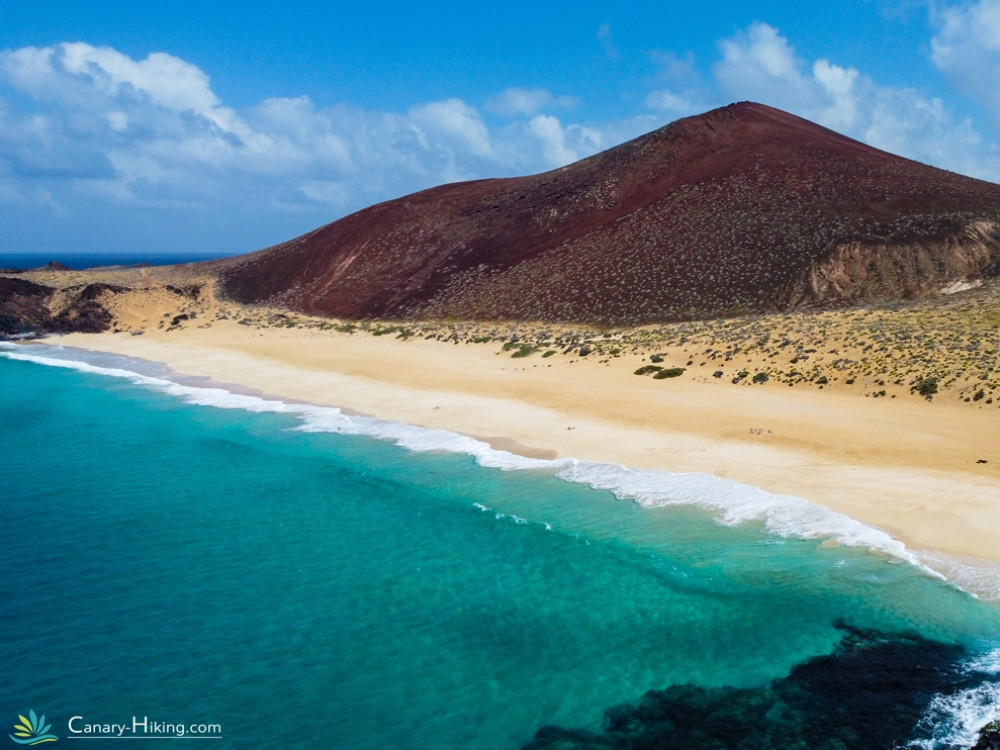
9 711 58 745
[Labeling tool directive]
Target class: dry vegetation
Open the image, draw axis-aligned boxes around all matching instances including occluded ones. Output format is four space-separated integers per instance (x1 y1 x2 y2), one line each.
5 252 998 407
13 260 998 407
397 282 1000 406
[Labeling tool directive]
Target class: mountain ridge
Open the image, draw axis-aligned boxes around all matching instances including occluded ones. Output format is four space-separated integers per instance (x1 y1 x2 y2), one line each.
215 102 1000 325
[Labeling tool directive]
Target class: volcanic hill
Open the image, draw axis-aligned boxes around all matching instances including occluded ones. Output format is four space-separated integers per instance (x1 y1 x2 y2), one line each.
216 102 1000 325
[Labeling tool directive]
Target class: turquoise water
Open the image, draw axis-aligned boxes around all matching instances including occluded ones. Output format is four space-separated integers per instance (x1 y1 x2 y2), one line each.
3 343 1000 748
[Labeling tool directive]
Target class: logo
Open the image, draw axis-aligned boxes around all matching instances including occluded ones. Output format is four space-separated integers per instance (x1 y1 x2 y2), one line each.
9 711 57 745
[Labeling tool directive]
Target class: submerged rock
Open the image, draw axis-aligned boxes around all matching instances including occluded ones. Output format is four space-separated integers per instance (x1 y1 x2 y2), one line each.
521 623 987 750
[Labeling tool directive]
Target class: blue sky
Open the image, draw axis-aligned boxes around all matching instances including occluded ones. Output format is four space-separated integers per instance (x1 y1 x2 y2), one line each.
3 1 1000 256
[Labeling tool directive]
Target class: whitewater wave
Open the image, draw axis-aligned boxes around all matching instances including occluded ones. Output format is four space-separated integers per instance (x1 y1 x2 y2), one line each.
0 342 950 581
909 649 1000 749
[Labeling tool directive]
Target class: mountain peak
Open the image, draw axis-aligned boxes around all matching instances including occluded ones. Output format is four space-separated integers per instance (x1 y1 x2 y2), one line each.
217 103 1000 325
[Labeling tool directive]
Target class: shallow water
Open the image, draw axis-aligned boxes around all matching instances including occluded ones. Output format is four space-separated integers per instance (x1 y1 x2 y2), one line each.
2 343 999 748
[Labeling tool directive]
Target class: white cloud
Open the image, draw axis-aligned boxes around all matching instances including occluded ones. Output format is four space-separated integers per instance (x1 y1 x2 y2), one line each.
811 59 860 131
703 21 1000 181
487 87 578 117
715 23 823 113
409 98 493 159
0 42 630 227
931 0 1000 124
59 43 223 118
8 18 1000 257
526 115 579 166
0 44 240 133
644 89 706 117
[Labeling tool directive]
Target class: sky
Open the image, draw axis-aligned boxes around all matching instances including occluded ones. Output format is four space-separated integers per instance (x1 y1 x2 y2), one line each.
4 0 1000 257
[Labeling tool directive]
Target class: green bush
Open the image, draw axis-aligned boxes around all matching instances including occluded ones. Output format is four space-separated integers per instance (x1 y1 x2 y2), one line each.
634 365 663 376
510 344 539 358
913 376 939 400
653 367 686 379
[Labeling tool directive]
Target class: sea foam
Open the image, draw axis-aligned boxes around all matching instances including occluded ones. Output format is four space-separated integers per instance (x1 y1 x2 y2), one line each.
0 342 954 583
910 650 1000 749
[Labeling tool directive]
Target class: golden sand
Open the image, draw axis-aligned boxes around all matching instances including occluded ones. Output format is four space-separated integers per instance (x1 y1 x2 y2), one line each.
56 317 1000 569
8 266 999 577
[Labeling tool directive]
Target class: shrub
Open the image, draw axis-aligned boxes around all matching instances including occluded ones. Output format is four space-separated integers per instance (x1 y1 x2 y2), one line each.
634 365 663 376
510 344 539 358
752 372 769 384
653 367 686 379
913 377 939 400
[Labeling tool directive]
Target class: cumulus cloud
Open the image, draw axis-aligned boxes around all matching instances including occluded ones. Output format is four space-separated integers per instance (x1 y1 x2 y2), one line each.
526 115 581 166
0 42 598 224
0 40 658 256
714 22 851 120
7 19 1000 256
703 21 1000 181
931 0 1000 124
0 43 239 133
409 98 493 159
716 23 809 99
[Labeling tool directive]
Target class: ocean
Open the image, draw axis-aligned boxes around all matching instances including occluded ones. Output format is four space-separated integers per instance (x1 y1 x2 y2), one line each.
3 340 1000 749
0 252 233 270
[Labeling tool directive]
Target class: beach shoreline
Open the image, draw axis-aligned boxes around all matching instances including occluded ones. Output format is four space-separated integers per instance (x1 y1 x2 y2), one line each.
41 321 1000 590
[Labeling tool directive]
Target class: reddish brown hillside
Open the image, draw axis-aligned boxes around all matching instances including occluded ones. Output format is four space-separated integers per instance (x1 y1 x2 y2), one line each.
216 102 1000 324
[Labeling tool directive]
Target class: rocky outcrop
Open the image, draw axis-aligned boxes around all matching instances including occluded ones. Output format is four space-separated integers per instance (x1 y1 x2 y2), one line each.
49 283 129 333
974 721 1000 750
216 102 1000 325
0 278 57 337
0 279 128 337
788 219 1000 307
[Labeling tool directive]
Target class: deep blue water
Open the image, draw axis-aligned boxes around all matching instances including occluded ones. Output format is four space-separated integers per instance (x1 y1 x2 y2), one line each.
2 343 1000 748
0 252 235 270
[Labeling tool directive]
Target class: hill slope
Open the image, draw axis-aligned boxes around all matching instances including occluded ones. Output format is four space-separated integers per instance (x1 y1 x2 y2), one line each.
216 102 1000 325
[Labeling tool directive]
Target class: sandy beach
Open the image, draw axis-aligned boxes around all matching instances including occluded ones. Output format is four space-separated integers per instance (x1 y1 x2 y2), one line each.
51 319 1000 582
